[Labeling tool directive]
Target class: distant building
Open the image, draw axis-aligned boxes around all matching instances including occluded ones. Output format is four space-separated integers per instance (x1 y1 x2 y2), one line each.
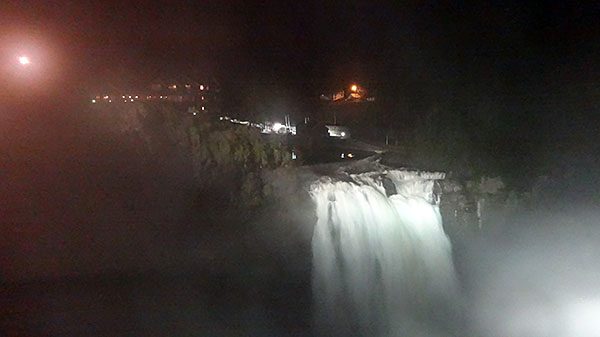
317 84 379 140
319 84 375 104
90 75 221 115
146 76 220 113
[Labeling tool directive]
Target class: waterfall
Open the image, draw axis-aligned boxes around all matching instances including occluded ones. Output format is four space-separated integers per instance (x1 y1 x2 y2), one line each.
310 169 458 336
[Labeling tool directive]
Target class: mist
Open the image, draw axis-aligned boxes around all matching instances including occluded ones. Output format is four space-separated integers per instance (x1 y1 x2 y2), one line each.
462 206 600 337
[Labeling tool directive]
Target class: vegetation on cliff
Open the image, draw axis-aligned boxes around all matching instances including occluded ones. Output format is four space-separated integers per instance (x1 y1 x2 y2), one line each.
103 102 292 211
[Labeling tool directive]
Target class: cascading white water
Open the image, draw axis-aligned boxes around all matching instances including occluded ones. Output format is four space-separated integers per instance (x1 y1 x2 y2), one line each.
310 169 458 336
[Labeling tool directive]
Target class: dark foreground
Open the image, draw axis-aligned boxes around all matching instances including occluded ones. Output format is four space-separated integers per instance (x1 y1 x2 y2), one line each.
2 266 311 337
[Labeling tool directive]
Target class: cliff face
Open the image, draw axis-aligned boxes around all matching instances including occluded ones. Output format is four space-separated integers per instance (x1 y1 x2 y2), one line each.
100 102 532 286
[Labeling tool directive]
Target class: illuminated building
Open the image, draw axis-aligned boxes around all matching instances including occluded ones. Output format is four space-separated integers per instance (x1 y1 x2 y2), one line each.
89 75 221 114
148 76 220 113
317 83 379 140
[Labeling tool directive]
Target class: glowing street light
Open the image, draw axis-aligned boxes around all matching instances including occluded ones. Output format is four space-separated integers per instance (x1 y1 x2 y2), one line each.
350 84 358 92
19 56 31 65
273 122 285 133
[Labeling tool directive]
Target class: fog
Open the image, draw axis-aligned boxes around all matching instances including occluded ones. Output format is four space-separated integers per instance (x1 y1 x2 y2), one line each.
463 207 600 337
1 103 198 281
0 103 315 335
2 103 600 336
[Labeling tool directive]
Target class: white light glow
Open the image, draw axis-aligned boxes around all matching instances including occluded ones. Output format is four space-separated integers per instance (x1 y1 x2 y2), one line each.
19 56 30 65
273 122 284 132
341 132 346 137
91 99 96 103
200 84 204 90
567 300 600 336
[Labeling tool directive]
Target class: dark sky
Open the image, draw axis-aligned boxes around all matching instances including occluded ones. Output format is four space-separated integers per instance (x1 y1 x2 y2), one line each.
4 1 598 86
3 0 599 145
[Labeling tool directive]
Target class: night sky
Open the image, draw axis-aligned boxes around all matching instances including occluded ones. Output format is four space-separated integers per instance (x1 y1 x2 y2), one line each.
3 1 600 167
4 1 598 88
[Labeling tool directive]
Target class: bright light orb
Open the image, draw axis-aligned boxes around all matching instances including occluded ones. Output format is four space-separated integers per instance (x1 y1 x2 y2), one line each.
567 300 600 336
273 122 284 132
19 56 31 65
350 84 358 92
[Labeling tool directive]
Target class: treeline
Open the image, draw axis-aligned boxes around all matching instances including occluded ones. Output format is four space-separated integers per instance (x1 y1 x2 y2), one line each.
402 103 542 192
103 102 293 211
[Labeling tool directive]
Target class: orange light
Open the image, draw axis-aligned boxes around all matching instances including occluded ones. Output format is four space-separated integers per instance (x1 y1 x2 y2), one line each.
350 84 358 92
19 56 30 65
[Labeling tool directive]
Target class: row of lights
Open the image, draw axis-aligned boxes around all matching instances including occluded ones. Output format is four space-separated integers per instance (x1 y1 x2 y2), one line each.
91 94 206 103
167 84 205 90
91 98 208 111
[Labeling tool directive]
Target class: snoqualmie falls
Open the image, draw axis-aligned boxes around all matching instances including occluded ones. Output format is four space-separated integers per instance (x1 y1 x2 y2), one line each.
309 169 459 336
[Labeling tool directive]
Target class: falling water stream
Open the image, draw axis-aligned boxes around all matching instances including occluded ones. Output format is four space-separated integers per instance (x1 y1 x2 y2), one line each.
310 169 458 336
